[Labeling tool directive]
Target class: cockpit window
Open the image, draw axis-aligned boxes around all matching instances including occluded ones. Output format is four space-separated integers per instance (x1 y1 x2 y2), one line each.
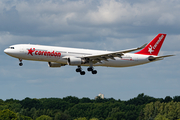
8 47 14 49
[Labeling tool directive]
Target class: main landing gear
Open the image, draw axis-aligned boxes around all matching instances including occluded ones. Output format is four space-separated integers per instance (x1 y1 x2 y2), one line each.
76 66 97 75
76 66 85 75
19 59 23 66
87 67 97 74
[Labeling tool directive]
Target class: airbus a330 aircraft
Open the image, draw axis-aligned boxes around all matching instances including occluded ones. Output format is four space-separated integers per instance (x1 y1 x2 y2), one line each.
4 33 173 75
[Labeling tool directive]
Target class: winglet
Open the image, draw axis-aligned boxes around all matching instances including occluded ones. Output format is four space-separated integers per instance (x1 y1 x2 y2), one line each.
117 43 148 54
138 43 147 49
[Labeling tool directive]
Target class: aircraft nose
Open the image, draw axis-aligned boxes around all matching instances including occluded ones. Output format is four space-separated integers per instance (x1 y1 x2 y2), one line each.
4 49 7 53
4 48 9 54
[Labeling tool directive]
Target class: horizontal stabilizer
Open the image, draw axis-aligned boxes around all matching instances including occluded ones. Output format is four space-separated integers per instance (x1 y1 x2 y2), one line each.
148 55 175 61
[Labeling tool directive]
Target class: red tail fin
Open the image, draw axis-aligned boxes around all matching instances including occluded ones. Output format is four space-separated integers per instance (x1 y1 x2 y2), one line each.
135 33 166 56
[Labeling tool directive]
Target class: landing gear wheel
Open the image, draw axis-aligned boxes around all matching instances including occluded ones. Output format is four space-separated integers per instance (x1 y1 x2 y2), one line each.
18 58 23 66
87 67 93 71
76 68 81 72
92 70 97 74
19 63 23 66
80 71 85 75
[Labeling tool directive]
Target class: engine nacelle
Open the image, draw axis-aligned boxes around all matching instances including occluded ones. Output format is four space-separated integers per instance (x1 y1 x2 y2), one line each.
48 62 64 67
148 56 156 61
68 57 87 65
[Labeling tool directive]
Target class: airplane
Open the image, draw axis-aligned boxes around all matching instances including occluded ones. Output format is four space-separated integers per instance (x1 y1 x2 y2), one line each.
4 33 174 75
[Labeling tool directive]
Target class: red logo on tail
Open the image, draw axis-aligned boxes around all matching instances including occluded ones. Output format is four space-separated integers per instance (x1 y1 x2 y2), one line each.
148 45 154 54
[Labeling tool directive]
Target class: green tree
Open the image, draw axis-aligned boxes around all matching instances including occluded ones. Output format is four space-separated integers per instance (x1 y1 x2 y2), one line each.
54 112 72 120
30 107 37 119
143 102 156 120
80 98 92 103
107 107 127 120
63 96 80 104
40 98 69 111
90 118 99 120
126 93 157 105
54 112 61 120
74 117 87 120
94 96 104 103
164 96 172 103
154 114 169 120
173 96 180 102
21 98 42 109
19 108 29 117
0 99 4 105
0 109 17 120
8 103 22 113
16 113 33 120
143 101 180 120
108 107 120 117
36 115 52 120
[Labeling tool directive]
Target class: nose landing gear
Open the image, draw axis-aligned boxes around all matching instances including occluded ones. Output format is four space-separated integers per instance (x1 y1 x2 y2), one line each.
19 59 23 66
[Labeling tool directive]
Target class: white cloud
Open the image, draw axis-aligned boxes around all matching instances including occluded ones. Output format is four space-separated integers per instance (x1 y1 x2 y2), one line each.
0 0 180 37
158 13 175 25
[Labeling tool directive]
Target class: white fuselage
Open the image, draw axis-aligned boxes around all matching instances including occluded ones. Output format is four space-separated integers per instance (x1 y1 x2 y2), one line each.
4 44 151 67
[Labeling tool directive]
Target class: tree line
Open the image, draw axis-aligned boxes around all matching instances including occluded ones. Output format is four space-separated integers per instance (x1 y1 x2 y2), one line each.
0 93 180 120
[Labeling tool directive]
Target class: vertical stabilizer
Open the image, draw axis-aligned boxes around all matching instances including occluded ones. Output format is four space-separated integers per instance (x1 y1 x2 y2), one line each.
135 33 166 56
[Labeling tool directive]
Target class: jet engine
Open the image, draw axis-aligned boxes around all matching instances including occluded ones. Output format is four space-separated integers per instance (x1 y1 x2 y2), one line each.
67 57 87 65
48 62 65 67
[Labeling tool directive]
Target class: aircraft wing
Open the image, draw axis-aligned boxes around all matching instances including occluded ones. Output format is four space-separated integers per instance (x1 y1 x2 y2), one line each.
83 43 147 63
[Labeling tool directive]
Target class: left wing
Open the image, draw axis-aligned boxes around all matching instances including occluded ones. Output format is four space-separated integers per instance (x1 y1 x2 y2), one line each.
83 43 147 63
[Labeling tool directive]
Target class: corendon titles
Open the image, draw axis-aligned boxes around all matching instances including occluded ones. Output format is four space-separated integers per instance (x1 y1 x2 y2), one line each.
28 48 61 57
153 35 164 49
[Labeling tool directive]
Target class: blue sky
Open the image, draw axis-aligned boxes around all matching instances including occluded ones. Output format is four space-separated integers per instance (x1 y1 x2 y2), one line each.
0 0 180 100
